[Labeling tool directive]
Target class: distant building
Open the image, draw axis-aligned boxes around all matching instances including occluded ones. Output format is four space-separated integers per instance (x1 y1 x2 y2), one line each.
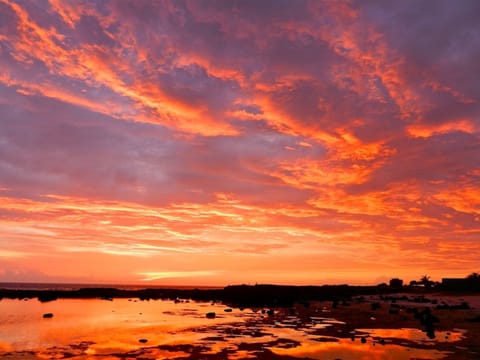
409 280 422 287
441 278 480 292
389 278 403 288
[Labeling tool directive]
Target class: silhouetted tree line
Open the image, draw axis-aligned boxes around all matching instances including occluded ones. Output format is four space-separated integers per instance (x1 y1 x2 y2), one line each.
388 272 480 292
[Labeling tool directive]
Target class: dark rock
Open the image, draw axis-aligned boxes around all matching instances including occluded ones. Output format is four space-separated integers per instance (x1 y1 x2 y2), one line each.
224 308 233 312
460 301 471 309
138 338 148 343
43 313 54 318
206 312 216 319
417 307 438 339
301 301 310 308
38 294 58 303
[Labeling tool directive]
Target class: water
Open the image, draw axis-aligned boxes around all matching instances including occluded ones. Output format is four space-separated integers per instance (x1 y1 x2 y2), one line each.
0 282 220 291
0 298 469 359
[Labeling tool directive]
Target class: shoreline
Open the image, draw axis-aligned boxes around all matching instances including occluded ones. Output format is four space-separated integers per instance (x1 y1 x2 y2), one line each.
1 287 479 359
1 283 478 307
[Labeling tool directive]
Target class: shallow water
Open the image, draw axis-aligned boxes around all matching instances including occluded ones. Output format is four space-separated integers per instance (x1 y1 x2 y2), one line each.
0 298 467 359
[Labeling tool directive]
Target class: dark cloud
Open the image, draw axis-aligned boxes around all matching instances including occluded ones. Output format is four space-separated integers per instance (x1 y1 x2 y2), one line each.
354 0 480 125
378 132 480 184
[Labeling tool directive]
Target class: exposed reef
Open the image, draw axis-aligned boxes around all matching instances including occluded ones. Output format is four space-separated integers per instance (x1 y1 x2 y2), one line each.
0 283 464 307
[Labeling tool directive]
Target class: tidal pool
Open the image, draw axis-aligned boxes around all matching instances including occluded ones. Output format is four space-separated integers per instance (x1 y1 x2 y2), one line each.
0 298 468 359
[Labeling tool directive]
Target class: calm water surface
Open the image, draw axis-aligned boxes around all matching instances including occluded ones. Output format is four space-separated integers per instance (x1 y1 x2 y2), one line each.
0 298 466 359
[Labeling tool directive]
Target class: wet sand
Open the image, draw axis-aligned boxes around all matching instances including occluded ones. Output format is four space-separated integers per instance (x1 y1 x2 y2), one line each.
303 295 480 360
1 291 479 359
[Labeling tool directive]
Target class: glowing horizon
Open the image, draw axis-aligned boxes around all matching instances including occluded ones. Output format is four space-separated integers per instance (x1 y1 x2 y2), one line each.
0 0 479 286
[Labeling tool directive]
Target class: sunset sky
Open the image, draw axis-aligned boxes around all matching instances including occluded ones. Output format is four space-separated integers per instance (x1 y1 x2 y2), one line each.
0 0 479 286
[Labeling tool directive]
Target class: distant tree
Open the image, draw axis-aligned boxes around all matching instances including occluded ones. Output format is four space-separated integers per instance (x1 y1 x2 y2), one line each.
389 278 403 288
467 272 479 280
466 273 480 291
420 275 433 288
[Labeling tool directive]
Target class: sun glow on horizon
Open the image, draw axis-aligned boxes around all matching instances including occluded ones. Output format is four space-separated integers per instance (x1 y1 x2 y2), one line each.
138 271 220 282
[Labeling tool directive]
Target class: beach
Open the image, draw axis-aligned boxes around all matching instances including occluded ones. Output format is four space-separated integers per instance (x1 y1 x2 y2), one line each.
1 288 479 359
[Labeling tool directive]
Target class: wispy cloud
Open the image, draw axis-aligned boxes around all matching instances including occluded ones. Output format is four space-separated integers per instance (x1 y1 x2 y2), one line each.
138 271 218 281
0 0 479 284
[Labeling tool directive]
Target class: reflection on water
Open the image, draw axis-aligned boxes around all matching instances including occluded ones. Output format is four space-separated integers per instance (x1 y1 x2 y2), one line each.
269 339 448 360
0 298 467 359
356 328 465 343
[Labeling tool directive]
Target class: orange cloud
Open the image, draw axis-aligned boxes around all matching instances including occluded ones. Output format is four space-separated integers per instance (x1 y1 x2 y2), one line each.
407 119 477 138
1 0 237 136
433 186 480 215
1 1 479 285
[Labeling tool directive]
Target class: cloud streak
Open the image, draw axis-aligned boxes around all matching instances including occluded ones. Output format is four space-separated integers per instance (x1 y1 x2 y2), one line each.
0 0 479 285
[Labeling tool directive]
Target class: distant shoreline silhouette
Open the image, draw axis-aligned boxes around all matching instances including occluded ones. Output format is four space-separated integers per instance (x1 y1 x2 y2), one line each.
1 275 479 307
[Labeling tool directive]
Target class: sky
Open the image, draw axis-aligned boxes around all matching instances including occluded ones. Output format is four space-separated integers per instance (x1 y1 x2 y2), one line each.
0 0 479 286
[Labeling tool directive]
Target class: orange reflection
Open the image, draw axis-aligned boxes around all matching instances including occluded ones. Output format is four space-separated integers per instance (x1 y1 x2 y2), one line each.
363 328 465 342
0 299 463 360
269 339 448 360
0 298 248 354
